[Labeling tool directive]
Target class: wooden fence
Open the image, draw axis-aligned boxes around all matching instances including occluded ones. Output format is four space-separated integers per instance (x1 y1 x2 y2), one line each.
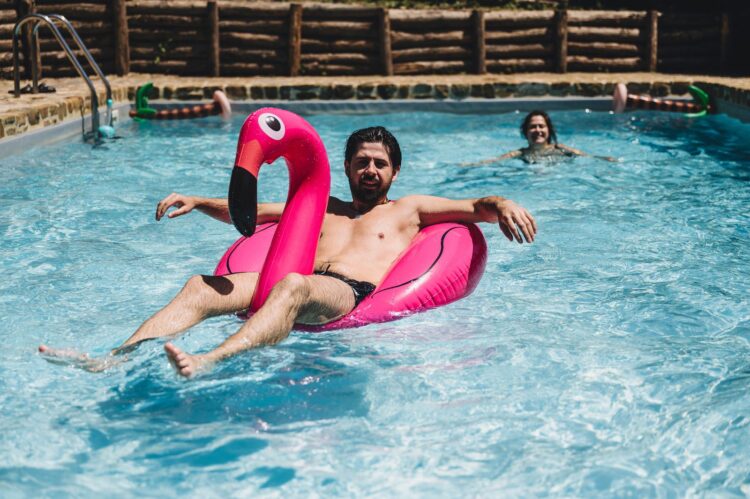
1 0 743 81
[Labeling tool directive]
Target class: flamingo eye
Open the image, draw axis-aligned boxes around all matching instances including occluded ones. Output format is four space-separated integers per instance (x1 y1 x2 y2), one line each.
258 113 285 140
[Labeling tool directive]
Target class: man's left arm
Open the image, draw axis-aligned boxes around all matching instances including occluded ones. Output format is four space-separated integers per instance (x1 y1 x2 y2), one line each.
403 195 537 243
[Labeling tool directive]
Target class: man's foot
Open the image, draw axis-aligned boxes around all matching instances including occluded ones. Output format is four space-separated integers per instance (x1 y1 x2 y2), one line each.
38 344 114 372
164 342 211 378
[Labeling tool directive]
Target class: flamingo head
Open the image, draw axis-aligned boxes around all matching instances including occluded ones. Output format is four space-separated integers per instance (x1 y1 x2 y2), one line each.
228 108 320 237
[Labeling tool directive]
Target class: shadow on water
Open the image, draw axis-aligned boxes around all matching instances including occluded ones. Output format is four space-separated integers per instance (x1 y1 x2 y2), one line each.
97 338 370 428
27 336 370 488
625 112 750 166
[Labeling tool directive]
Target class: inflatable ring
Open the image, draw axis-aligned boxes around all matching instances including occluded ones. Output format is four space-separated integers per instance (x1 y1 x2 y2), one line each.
129 82 231 121
213 108 488 331
613 83 710 117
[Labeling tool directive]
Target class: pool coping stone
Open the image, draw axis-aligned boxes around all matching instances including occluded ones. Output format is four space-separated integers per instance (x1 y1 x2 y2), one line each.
2 73 750 143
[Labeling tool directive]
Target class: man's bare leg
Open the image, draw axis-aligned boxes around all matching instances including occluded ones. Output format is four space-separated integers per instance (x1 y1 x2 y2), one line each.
165 273 356 377
39 273 259 370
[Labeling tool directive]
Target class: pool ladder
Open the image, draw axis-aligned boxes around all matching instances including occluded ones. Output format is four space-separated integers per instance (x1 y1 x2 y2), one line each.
12 13 114 141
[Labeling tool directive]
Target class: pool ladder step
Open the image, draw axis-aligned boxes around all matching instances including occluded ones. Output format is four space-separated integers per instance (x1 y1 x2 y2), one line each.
12 13 114 141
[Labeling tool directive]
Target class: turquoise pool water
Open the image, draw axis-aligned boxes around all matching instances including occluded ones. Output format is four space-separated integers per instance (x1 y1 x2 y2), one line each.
1 108 750 496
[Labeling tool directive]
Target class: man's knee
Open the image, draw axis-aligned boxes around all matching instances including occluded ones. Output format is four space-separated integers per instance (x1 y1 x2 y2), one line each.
272 273 310 302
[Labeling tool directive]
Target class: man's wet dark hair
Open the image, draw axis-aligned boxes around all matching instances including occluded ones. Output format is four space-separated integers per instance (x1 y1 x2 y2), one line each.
521 110 557 144
345 126 402 168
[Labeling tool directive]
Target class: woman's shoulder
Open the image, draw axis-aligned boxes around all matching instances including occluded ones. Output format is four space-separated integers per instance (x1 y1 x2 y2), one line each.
500 149 523 159
554 143 585 156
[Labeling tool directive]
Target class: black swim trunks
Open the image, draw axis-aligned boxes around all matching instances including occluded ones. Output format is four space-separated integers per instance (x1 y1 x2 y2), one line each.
314 270 376 307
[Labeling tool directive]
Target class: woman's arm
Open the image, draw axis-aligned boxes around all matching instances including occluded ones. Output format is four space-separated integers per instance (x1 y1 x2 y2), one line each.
557 143 618 162
460 149 522 167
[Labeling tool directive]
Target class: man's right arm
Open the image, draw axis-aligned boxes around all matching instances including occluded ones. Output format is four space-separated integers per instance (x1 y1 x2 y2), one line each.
155 193 284 224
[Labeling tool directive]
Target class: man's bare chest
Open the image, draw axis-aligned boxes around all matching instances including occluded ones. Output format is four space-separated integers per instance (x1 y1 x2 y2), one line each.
319 214 402 249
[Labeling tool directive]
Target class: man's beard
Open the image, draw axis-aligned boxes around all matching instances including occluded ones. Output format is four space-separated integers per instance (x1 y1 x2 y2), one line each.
349 177 387 203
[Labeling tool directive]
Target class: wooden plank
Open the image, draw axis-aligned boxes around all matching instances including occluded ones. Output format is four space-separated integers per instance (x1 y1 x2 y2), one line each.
391 30 470 49
301 4 380 20
0 10 17 23
288 3 301 76
392 46 471 63
130 60 209 75
658 43 719 57
485 11 555 29
393 60 470 75
658 57 717 71
300 62 374 76
129 29 204 43
219 4 293 20
486 58 550 73
567 56 641 71
646 10 657 72
128 14 205 29
303 38 374 53
18 0 39 80
40 48 112 63
568 10 648 28
32 19 111 34
378 7 392 76
39 36 113 50
390 10 470 30
220 62 286 76
660 14 719 28
720 12 729 73
301 52 375 65
486 43 552 58
222 32 283 49
471 9 485 74
128 1 207 17
35 4 108 19
131 46 208 59
208 0 219 76
219 47 286 63
567 41 640 57
659 27 720 44
485 28 550 43
568 26 642 43
219 20 287 35
302 21 375 38
554 8 567 73
112 0 129 75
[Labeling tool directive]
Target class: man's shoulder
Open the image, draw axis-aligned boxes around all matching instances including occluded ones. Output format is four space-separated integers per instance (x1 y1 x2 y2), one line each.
392 194 426 205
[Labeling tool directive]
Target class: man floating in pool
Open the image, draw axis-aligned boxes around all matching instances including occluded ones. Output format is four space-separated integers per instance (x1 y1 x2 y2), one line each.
467 110 616 165
39 126 536 377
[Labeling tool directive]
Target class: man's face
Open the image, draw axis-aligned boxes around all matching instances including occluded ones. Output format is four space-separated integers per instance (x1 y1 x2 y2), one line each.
525 115 550 145
345 142 399 202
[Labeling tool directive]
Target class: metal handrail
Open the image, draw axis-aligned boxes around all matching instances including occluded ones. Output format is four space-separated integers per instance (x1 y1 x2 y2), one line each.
43 14 113 127
12 14 101 138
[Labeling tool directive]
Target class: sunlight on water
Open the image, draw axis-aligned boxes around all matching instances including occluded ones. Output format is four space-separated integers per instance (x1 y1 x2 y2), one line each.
1 109 749 496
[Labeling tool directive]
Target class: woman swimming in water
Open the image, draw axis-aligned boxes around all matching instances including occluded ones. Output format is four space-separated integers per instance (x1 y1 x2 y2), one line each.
467 110 615 165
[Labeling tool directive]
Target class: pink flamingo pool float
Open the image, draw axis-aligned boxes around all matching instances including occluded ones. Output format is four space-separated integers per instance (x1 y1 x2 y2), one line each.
214 108 487 330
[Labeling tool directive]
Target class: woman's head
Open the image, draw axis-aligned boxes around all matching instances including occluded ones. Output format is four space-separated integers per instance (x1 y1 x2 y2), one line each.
521 111 557 145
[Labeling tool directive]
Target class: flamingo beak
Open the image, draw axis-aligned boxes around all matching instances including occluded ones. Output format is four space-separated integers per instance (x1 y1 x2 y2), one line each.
229 139 263 237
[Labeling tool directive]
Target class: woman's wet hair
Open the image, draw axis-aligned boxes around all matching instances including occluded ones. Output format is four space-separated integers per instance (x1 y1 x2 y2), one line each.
521 110 557 144
345 126 402 168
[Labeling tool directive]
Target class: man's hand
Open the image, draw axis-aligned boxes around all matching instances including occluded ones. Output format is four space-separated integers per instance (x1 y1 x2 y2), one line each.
156 192 198 221
494 198 537 243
